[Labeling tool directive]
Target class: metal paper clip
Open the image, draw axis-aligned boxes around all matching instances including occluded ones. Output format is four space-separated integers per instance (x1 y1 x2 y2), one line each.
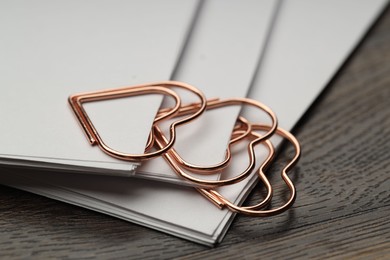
155 100 253 174
152 98 278 187
198 125 275 209
69 81 206 161
199 123 300 216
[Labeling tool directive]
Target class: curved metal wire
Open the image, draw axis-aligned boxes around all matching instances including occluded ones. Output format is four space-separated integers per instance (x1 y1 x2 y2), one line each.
198 127 276 210
201 123 301 216
69 81 207 161
153 113 277 188
153 97 278 174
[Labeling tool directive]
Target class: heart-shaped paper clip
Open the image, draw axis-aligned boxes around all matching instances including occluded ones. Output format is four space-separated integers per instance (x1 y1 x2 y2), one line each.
200 123 300 216
198 124 275 209
152 97 278 187
155 100 254 174
69 81 206 161
144 82 210 152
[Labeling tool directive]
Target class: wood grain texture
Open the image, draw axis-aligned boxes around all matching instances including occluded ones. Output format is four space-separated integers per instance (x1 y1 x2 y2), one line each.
1 6 389 260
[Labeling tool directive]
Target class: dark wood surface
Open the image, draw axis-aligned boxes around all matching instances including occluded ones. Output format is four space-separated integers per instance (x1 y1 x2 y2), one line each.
1 7 389 260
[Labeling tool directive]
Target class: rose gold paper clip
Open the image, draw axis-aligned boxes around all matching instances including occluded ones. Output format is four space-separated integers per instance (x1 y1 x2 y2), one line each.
69 81 206 161
152 97 278 187
199 122 300 216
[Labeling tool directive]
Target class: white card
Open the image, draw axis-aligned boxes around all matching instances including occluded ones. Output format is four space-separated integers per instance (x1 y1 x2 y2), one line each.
0 0 199 174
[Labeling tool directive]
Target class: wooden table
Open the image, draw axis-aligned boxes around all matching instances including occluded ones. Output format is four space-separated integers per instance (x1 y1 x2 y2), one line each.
1 6 389 260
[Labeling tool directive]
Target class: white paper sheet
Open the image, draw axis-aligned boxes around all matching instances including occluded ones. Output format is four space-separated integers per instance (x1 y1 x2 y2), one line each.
0 0 387 246
138 0 279 182
0 0 199 174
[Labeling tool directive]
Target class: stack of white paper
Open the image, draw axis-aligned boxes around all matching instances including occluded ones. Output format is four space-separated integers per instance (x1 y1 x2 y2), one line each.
0 0 199 175
0 0 387 246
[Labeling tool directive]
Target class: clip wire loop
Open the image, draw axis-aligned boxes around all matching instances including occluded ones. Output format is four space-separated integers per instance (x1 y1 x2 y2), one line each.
69 81 206 161
152 98 278 187
155 100 256 174
199 123 301 216
145 82 208 152
197 125 276 209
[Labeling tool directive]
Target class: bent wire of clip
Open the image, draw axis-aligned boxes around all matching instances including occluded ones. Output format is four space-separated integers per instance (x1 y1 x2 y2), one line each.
69 81 206 161
68 81 301 217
